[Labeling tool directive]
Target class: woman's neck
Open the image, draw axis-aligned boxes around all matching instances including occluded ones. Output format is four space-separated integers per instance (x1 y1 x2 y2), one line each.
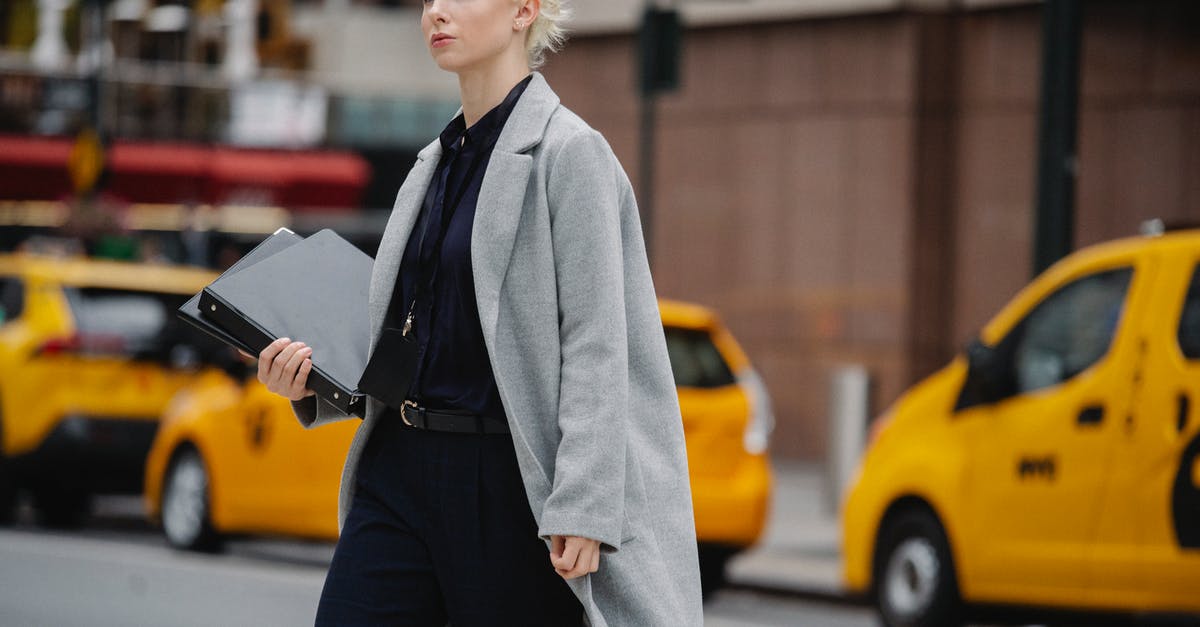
456 54 531 129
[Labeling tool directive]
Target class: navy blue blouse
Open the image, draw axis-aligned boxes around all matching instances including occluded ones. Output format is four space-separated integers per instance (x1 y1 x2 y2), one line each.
388 73 533 420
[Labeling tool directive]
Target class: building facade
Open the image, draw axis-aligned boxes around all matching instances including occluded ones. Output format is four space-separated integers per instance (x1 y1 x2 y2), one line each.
542 0 1199 459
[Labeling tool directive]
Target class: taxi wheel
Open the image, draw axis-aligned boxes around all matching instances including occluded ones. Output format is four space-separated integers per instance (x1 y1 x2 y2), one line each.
0 414 15 525
697 543 736 600
0 459 16 526
161 447 222 552
873 508 962 627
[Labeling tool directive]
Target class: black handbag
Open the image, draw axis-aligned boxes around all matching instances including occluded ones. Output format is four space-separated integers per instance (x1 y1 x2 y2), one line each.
356 323 418 410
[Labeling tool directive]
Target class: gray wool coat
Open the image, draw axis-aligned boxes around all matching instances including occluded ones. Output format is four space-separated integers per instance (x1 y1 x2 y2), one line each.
289 71 703 626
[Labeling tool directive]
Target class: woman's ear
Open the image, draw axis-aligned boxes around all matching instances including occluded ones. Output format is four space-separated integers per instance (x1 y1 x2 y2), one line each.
515 0 540 29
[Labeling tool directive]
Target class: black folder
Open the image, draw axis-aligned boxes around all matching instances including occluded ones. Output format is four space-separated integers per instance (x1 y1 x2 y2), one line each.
195 228 373 417
177 227 303 356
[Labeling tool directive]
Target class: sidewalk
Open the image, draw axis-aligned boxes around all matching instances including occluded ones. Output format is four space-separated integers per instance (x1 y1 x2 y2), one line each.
724 460 850 601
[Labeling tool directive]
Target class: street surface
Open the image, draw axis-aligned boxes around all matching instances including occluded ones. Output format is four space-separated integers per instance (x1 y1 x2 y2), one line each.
0 497 877 627
2 497 1191 626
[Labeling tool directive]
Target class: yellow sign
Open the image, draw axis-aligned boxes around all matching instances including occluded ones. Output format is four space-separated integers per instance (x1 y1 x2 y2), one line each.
68 127 104 193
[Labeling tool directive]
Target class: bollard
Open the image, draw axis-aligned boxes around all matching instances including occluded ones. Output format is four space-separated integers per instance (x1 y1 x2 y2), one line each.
827 364 870 513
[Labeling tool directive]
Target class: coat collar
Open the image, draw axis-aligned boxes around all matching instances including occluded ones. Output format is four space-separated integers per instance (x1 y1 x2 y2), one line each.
367 71 560 356
415 70 560 162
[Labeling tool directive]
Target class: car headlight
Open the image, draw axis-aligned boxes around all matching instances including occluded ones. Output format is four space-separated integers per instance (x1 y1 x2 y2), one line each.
738 367 775 455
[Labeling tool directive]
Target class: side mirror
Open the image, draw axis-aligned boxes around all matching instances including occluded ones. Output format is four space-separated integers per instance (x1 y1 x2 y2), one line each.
958 336 1006 410
966 337 998 377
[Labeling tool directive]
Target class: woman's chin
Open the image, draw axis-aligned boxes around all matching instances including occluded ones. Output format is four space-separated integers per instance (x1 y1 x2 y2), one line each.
430 52 471 74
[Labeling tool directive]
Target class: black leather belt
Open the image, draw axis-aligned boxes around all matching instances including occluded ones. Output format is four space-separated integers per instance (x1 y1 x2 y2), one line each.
397 399 510 435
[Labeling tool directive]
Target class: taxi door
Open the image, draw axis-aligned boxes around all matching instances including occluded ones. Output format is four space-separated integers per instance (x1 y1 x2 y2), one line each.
1095 248 1200 611
959 255 1149 604
218 380 320 529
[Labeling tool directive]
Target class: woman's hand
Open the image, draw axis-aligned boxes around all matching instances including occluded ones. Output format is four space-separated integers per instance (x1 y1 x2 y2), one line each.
248 337 315 401
550 535 600 579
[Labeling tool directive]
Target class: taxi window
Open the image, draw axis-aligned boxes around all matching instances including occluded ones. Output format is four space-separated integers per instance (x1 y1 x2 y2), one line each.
1177 265 1200 359
1007 268 1132 394
664 326 736 388
65 287 191 357
0 277 23 326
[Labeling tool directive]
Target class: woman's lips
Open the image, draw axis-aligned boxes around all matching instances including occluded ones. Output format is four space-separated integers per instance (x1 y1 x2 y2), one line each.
431 34 455 48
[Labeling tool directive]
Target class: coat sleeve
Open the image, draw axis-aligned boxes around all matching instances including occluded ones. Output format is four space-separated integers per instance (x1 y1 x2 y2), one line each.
537 127 631 554
290 394 356 429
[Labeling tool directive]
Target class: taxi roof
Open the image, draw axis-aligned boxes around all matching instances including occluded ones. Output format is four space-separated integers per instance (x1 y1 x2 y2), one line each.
1065 229 1200 262
658 297 721 330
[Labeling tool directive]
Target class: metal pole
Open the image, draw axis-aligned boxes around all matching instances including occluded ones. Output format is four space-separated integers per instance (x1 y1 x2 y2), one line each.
639 90 657 266
636 1 680 269
1032 0 1082 277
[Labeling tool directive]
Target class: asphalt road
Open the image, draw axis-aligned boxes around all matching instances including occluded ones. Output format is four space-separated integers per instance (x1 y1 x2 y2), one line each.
0 497 878 627
4 498 1192 627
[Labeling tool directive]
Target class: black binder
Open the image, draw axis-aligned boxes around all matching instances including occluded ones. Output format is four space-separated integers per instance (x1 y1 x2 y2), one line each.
195 228 374 417
177 227 303 356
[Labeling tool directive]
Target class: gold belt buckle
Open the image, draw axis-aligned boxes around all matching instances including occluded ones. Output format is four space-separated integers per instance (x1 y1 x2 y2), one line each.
401 399 419 427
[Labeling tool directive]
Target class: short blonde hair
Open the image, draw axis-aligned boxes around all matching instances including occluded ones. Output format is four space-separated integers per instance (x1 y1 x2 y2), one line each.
521 0 570 69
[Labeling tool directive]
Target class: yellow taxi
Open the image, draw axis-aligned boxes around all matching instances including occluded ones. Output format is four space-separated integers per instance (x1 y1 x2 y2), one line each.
144 298 774 592
842 230 1200 626
0 251 220 527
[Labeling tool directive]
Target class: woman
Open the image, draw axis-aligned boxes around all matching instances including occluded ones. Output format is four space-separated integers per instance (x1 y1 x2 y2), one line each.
257 0 702 624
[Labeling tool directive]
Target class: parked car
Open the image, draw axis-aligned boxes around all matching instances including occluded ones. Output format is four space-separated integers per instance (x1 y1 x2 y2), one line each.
842 230 1200 626
144 298 774 594
0 252 221 527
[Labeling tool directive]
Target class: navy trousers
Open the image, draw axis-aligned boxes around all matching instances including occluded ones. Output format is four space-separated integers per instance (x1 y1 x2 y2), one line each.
314 414 584 626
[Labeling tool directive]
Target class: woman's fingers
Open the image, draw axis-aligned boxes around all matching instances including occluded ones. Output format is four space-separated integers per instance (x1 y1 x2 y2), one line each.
254 338 318 400
576 541 596 577
550 535 565 561
268 342 299 389
284 345 313 397
293 358 315 399
283 343 311 379
552 536 599 579
271 341 303 379
551 535 581 573
257 337 290 384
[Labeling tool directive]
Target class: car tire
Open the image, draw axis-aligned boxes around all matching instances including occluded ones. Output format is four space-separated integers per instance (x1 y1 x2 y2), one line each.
161 447 222 552
873 508 963 627
0 401 15 526
30 479 91 529
697 543 737 600
0 458 16 526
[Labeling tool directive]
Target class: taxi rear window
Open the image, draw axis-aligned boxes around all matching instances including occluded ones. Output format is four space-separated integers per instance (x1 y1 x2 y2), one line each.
64 287 192 357
1178 265 1200 359
0 276 23 325
663 326 736 388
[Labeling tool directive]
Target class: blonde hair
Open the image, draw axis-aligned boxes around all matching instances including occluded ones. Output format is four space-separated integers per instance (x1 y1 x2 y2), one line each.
520 0 570 69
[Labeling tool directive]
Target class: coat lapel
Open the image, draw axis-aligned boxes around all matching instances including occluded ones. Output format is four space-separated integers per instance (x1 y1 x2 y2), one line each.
470 72 559 355
471 150 531 351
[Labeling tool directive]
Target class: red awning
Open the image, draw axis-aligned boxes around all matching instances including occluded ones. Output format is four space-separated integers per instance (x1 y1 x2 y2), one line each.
0 135 369 210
